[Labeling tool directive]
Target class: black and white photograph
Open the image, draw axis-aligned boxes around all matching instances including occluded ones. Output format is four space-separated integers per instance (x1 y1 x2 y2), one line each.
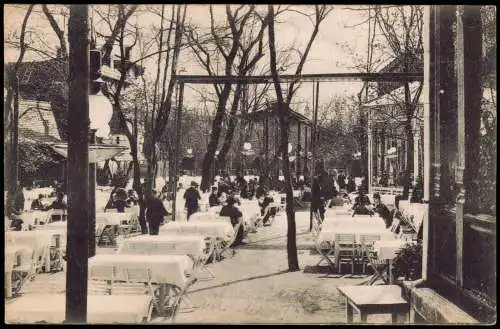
3 4 496 324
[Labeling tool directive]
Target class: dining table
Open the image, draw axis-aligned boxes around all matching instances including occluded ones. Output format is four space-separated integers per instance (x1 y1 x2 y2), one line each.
160 219 234 242
117 234 207 259
89 254 195 316
6 231 53 273
5 244 34 298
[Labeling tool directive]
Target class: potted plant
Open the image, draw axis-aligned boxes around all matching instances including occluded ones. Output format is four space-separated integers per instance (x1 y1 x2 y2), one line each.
393 241 423 281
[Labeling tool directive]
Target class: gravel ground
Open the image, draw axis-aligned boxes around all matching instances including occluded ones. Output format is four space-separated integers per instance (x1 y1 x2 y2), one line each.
16 209 396 324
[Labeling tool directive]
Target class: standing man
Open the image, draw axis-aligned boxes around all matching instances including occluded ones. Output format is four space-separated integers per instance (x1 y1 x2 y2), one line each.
184 181 201 220
146 190 167 235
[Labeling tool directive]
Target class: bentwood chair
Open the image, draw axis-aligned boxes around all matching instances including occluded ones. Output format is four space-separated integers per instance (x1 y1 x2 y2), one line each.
359 234 381 274
334 234 357 274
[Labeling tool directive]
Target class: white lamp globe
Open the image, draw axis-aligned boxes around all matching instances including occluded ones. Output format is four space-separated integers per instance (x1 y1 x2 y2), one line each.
187 148 193 155
288 143 292 153
89 91 114 138
243 142 252 151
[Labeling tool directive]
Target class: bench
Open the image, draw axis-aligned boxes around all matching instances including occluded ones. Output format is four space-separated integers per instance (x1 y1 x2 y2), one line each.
337 285 409 323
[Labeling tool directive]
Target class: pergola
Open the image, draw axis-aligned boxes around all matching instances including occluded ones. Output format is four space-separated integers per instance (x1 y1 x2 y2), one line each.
170 72 423 221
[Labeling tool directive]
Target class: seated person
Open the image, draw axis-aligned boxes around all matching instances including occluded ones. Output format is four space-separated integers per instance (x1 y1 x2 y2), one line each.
209 186 220 207
126 189 138 206
258 193 274 216
44 192 67 221
351 190 373 216
10 212 24 231
219 197 244 245
31 194 45 210
372 193 392 227
301 185 312 202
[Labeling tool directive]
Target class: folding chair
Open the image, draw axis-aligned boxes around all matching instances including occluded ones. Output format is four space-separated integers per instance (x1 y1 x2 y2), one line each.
169 276 198 322
88 263 115 296
365 250 390 285
334 234 357 274
359 234 381 274
194 237 216 281
9 248 37 298
217 217 244 260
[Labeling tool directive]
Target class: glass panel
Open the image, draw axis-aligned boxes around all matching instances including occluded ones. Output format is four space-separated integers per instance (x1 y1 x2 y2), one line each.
463 221 496 303
433 213 456 279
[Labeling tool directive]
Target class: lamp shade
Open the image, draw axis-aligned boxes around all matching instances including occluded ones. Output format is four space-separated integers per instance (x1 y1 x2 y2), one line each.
89 91 113 138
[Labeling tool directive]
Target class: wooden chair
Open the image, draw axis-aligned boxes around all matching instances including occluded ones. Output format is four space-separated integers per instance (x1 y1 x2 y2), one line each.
359 234 381 274
334 233 357 274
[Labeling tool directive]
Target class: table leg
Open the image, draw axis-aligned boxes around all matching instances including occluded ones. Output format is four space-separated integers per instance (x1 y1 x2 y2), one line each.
158 284 167 316
346 301 354 323
389 259 394 284
360 311 368 323
6 271 12 298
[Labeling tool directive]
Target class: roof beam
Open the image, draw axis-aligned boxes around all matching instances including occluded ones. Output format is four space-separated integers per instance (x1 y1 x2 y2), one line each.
173 72 423 84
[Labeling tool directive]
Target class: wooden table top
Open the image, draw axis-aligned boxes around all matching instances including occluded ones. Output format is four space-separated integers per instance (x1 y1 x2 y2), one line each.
337 285 407 306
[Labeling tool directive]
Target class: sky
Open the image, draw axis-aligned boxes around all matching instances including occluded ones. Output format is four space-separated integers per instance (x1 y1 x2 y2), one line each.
4 5 377 116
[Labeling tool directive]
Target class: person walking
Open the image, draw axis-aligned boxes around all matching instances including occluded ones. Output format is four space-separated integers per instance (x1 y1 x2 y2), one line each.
146 190 167 235
183 181 201 220
219 197 244 246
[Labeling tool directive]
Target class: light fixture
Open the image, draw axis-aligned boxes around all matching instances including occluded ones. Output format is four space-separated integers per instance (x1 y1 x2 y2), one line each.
187 148 193 155
243 142 252 151
89 90 113 139
288 143 292 153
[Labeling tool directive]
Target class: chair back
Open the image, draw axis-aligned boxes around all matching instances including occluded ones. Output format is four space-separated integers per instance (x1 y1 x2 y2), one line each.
334 233 356 247
359 234 381 247
89 265 115 295
390 218 401 233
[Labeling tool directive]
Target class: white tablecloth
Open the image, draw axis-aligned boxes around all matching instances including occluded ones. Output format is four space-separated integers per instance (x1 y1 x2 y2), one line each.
322 215 387 231
19 211 51 226
318 225 395 244
373 239 415 260
160 220 234 241
89 254 193 288
118 235 206 259
5 294 152 324
96 212 137 226
6 231 52 255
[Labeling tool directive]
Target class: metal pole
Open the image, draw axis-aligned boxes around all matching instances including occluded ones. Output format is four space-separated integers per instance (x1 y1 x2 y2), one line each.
88 129 97 257
172 82 184 221
65 4 89 323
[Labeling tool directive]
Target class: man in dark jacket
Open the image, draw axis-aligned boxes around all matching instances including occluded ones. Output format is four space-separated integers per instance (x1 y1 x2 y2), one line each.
219 197 244 246
209 186 220 207
146 190 167 235
311 175 326 220
372 193 391 227
184 181 201 220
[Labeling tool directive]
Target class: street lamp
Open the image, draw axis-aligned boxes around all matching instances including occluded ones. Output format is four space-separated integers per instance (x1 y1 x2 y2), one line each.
88 76 113 258
89 90 113 139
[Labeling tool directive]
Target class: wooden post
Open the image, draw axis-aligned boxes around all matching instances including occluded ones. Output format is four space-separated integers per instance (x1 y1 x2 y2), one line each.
454 5 466 289
172 82 184 222
65 4 89 323
296 121 301 178
310 81 319 232
88 129 97 257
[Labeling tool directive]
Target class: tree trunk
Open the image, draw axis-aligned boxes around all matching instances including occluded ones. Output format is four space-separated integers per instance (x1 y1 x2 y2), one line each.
268 5 299 272
279 104 300 271
217 84 243 168
200 84 232 191
403 82 414 199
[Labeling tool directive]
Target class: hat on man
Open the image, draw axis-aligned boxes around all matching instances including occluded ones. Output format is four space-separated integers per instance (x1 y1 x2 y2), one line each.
226 197 237 206
191 181 198 187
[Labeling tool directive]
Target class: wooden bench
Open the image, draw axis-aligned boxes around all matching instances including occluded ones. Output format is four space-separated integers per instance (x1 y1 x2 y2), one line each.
337 285 409 323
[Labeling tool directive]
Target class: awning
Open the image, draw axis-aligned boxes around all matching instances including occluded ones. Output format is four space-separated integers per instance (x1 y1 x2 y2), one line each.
49 143 128 163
